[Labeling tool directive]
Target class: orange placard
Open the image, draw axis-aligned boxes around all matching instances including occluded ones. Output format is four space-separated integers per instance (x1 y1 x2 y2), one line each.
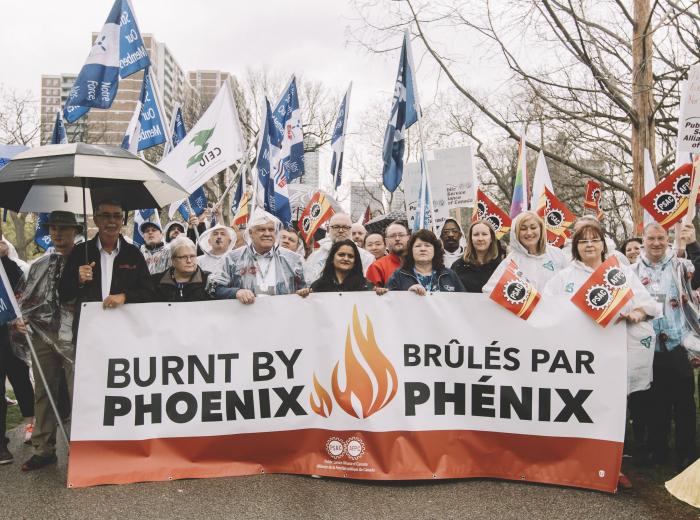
639 163 694 230
536 186 575 247
570 256 633 327
299 191 334 244
473 189 512 240
489 260 541 320
583 180 603 220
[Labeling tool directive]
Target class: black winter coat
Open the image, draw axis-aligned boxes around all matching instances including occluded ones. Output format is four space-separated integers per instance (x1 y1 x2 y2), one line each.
150 267 212 302
386 267 465 292
451 257 501 293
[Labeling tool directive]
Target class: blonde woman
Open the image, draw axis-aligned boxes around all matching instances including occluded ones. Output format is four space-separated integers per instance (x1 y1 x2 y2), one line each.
483 211 567 293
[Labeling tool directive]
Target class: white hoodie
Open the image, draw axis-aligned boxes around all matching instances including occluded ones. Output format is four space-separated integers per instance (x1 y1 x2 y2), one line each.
437 218 467 269
482 213 568 293
544 259 662 394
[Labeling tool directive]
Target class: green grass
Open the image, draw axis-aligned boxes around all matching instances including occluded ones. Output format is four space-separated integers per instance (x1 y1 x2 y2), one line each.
5 389 23 432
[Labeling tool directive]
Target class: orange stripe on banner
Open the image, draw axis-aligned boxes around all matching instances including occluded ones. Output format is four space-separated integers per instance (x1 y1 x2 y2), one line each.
68 430 623 492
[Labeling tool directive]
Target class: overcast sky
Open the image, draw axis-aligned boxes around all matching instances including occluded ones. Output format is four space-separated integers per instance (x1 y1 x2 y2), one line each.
0 1 403 113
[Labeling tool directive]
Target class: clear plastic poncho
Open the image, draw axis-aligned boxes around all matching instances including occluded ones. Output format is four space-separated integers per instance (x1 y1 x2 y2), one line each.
9 252 76 365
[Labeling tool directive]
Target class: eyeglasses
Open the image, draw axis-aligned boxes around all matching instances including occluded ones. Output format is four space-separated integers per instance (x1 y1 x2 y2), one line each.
386 233 408 240
579 239 602 245
173 254 197 261
330 225 351 231
95 213 124 221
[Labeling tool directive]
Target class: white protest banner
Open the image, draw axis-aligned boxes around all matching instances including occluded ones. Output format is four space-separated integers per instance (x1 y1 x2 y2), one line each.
678 65 700 154
68 293 626 492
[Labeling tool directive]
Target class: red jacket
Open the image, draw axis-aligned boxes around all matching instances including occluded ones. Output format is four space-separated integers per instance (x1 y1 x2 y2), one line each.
366 253 402 287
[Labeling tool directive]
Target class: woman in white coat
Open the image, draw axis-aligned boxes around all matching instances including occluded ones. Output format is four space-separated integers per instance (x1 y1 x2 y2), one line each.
543 220 662 489
483 211 567 293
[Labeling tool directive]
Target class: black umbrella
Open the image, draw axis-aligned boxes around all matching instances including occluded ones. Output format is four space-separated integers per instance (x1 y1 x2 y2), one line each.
0 143 187 261
364 210 408 235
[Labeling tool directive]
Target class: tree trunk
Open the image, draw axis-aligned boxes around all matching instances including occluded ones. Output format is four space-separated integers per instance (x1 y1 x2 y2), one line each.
632 0 656 232
11 212 29 260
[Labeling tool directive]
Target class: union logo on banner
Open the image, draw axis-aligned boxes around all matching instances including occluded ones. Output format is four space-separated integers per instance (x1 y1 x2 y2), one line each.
639 162 695 230
570 256 634 328
489 260 541 320
473 189 512 240
299 191 334 245
536 186 575 247
583 180 604 220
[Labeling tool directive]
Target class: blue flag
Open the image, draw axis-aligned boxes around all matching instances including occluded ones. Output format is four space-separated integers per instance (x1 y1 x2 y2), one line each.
50 110 68 145
271 76 305 183
132 208 162 247
330 84 352 189
33 213 53 251
258 98 292 226
64 0 150 123
0 144 28 170
177 187 208 221
412 159 432 232
382 31 419 193
34 112 70 251
121 68 167 152
171 105 186 147
0 260 21 326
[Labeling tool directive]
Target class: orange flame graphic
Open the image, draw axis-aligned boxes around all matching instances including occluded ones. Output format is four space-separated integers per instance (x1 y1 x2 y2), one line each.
310 373 333 417
331 306 398 418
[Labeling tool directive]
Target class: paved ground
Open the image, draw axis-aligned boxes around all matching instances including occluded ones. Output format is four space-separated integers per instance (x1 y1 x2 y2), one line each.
0 427 697 520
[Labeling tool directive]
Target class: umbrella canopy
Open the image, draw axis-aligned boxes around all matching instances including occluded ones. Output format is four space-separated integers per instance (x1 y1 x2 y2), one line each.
364 209 408 235
0 143 187 213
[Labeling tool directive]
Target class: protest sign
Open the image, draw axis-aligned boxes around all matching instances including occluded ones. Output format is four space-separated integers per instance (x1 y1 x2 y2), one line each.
571 257 634 328
69 293 626 492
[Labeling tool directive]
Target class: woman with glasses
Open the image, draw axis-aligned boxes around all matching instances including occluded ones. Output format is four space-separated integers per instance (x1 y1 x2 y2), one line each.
543 221 661 489
150 236 212 302
386 230 465 294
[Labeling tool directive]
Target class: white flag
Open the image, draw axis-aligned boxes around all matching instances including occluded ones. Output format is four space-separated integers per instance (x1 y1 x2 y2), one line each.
530 150 553 209
643 148 656 228
158 81 245 193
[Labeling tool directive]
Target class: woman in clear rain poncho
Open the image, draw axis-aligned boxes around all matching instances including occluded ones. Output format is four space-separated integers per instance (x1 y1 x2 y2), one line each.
543 221 661 490
206 208 306 304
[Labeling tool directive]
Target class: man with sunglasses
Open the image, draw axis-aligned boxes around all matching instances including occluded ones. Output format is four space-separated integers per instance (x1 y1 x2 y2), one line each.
59 199 152 325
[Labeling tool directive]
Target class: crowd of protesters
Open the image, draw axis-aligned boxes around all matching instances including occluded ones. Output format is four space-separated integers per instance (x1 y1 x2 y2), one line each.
0 199 699 489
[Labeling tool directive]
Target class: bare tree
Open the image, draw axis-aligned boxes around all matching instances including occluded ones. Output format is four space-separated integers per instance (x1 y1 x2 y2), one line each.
0 85 42 260
350 0 700 230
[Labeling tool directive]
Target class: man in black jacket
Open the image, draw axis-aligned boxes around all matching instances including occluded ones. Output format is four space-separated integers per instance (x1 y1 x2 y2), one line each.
59 200 152 333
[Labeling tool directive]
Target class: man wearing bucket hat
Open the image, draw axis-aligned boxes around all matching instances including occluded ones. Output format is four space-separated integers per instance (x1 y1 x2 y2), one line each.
12 211 81 470
206 208 306 304
139 221 171 275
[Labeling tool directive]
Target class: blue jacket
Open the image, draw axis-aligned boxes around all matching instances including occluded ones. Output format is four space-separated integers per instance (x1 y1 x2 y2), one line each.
386 266 465 293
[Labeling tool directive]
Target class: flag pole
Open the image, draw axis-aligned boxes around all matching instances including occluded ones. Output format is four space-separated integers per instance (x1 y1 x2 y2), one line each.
332 82 353 196
147 68 174 153
405 30 435 230
23 330 70 449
